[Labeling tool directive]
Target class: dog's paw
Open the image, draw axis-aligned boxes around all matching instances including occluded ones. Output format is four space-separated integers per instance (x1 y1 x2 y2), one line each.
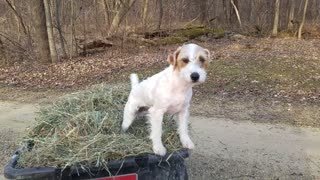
153 144 167 156
121 123 129 132
181 137 195 149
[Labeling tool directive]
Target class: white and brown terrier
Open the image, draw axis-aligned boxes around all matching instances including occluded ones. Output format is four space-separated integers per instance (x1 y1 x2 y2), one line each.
122 44 210 156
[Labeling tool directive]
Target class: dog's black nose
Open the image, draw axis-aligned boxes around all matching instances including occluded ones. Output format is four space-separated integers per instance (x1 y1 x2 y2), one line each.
190 72 200 82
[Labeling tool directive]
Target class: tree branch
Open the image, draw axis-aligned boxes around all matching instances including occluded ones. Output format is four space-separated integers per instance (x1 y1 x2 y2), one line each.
4 0 29 36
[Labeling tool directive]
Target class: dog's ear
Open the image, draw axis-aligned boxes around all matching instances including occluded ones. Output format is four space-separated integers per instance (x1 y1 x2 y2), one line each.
167 46 182 65
174 46 182 60
204 49 211 62
167 55 175 65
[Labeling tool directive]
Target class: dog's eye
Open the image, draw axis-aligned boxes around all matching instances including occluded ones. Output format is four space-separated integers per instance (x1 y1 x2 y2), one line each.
199 56 206 63
182 58 189 64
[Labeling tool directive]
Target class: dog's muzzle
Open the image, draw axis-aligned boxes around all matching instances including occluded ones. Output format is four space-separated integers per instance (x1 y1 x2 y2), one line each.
190 72 200 82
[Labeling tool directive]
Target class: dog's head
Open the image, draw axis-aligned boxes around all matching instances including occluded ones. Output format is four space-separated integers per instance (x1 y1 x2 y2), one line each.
168 43 210 85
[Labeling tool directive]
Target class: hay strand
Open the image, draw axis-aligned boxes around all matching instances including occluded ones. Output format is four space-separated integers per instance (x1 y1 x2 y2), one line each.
18 84 182 169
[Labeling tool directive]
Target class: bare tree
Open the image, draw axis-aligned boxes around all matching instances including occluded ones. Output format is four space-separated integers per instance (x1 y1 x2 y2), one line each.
142 0 149 31
287 0 295 31
317 1 320 22
95 0 107 36
311 0 317 22
102 0 111 27
108 0 137 36
31 0 50 63
255 0 263 28
272 0 280 36
54 0 67 58
83 2 87 56
222 0 229 26
5 0 28 35
230 0 242 28
157 0 163 30
298 0 309 39
298 0 304 17
70 0 74 59
94 0 98 34
5 0 30 43
3 0 320 65
199 0 207 24
0 39 7 64
43 0 58 63
250 0 259 26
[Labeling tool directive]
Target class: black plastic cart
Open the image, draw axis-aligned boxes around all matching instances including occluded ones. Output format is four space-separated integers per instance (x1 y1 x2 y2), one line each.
4 148 189 180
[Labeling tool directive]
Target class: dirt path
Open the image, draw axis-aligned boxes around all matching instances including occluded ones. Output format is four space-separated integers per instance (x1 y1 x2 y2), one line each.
187 116 320 179
0 101 319 179
0 101 38 180
0 101 37 131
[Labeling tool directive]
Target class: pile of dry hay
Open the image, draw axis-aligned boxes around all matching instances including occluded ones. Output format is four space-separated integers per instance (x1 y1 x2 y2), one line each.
18 84 182 169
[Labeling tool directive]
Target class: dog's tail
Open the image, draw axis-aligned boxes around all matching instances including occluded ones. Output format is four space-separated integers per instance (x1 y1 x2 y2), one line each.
130 73 139 88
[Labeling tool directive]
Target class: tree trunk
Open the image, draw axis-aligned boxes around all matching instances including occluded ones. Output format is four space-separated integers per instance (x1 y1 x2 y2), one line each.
199 0 207 24
229 0 238 25
12 0 21 42
95 0 98 29
142 0 149 31
298 0 304 17
230 0 242 28
211 0 217 27
311 0 317 22
70 0 74 59
272 0 280 36
180 0 185 20
317 1 320 22
248 0 254 23
96 1 105 36
157 0 163 30
222 0 229 27
251 0 260 27
108 0 137 36
298 0 309 39
0 39 7 64
43 0 58 63
31 0 51 63
83 6 87 56
287 0 295 31
54 0 67 58
102 0 111 27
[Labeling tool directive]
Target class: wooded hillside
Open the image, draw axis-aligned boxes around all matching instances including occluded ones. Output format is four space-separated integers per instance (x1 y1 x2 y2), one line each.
0 0 319 64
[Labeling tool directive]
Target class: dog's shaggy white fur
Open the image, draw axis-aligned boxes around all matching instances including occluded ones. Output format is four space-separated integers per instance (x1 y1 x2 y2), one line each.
122 44 210 156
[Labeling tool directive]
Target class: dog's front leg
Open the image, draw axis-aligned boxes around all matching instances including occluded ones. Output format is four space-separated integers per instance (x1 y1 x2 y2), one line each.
178 107 194 149
149 107 166 156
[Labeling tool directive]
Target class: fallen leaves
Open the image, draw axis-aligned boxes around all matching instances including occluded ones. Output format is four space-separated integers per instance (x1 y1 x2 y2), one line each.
0 37 319 104
0 47 167 89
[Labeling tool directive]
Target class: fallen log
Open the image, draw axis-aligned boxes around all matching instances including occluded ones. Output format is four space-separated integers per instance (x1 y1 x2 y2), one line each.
126 26 215 46
78 39 113 50
142 25 206 39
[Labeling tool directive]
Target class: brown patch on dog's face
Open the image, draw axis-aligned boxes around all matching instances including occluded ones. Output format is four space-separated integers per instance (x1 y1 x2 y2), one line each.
198 49 210 69
175 57 189 71
198 55 208 69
